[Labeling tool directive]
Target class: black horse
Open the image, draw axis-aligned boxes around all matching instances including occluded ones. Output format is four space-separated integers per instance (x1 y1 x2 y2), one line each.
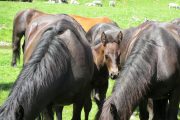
86 23 122 119
0 15 94 120
99 21 180 120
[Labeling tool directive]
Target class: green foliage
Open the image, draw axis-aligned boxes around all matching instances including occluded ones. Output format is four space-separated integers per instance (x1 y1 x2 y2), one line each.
0 0 179 119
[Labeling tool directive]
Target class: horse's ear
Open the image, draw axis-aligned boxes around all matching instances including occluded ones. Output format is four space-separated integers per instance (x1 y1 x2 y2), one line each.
117 31 123 44
110 103 119 120
15 105 24 120
101 32 107 46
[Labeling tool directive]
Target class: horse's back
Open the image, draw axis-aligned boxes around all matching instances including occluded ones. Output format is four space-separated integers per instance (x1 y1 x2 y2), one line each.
70 15 114 32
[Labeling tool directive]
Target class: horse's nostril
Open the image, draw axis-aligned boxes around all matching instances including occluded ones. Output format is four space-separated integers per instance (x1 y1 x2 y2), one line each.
117 72 120 76
110 73 113 76
110 73 115 79
110 72 119 79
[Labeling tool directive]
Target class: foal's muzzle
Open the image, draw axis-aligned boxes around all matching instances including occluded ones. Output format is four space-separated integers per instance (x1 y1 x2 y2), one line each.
110 72 119 80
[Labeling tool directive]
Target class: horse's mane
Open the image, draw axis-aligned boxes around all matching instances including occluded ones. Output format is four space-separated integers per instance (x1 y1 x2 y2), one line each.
100 23 160 119
0 18 84 119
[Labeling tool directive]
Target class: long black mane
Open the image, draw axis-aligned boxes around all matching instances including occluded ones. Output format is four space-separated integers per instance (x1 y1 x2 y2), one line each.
0 16 89 119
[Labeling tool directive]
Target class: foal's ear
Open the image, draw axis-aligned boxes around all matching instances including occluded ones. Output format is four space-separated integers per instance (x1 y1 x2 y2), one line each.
117 31 123 44
110 103 119 120
15 105 24 120
101 32 108 46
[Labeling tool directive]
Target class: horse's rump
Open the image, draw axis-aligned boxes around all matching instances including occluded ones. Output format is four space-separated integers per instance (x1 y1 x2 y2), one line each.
24 14 88 64
11 9 48 66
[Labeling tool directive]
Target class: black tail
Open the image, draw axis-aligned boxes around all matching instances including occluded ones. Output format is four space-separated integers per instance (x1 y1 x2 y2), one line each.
11 13 24 67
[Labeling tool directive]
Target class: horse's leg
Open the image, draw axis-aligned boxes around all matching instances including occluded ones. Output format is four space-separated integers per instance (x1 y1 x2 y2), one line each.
42 104 54 120
95 78 108 109
95 78 108 120
167 89 180 120
35 115 42 120
55 105 63 120
11 33 23 67
84 95 92 120
139 99 149 120
22 38 25 54
72 100 84 120
94 88 100 108
147 98 154 120
152 99 168 120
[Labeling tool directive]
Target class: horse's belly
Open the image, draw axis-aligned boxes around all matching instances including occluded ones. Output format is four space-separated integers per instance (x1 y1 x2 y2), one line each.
149 79 178 99
55 97 74 105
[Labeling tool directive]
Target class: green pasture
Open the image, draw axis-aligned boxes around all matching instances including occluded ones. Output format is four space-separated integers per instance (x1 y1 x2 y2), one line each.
0 0 180 119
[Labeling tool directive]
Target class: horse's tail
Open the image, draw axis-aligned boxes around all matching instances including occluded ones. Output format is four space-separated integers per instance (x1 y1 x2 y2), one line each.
6 22 72 118
11 10 25 66
25 23 71 83
98 96 119 120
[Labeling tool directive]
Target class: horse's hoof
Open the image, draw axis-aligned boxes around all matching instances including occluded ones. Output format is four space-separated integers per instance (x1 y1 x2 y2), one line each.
11 63 17 67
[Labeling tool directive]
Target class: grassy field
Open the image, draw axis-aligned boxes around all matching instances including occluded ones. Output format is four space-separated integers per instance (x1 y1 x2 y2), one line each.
0 0 180 119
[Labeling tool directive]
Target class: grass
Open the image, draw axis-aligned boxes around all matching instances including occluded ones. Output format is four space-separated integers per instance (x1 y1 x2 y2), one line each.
0 0 180 42
0 0 180 119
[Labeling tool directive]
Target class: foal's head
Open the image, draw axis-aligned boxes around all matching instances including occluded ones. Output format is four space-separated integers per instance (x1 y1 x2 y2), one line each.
92 30 122 79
